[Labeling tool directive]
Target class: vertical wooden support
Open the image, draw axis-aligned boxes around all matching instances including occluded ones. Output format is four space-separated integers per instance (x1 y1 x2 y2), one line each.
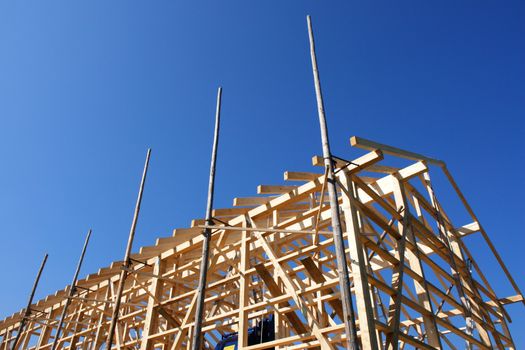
237 220 250 348
19 329 30 350
106 149 151 350
0 331 7 350
339 175 380 350
11 253 48 350
51 229 92 350
35 306 53 350
82 305 96 350
391 176 442 349
140 257 165 350
306 15 358 350
0 332 6 350
274 295 284 350
192 87 222 350
69 306 86 349
92 283 111 350
385 214 407 350
115 304 125 349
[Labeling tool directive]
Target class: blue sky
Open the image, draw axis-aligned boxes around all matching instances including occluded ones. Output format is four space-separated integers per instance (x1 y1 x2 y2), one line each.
0 0 523 346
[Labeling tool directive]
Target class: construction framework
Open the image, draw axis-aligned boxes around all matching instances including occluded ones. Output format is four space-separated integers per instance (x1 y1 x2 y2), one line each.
1 15 523 350
0 135 523 350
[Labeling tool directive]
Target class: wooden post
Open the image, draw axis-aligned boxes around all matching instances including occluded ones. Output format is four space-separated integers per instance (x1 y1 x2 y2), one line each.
92 282 111 350
237 219 250 348
191 87 222 350
11 254 48 350
385 214 408 350
139 257 165 350
339 175 380 350
306 15 358 350
391 177 442 349
106 149 151 350
35 305 54 350
51 229 92 350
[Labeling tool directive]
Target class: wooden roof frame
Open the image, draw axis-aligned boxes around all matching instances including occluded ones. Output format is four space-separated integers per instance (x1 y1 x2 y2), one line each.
0 137 522 350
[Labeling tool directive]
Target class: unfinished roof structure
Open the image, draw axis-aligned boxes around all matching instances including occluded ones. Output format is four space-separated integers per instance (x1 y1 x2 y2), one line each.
1 15 523 350
0 135 523 350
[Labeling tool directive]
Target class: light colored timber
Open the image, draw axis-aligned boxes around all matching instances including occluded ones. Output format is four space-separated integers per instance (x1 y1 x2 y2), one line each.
233 196 277 207
257 185 298 194
350 136 445 167
284 171 322 181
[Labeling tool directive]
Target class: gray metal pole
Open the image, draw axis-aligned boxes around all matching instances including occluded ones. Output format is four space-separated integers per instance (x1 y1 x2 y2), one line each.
51 229 92 350
307 15 358 350
106 149 151 350
191 87 222 350
11 253 48 350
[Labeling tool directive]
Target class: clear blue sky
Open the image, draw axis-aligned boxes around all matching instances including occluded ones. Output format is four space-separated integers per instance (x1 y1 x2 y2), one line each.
1 0 523 346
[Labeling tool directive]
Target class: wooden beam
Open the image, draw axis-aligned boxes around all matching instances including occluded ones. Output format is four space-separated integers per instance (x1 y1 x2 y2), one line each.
385 214 407 350
300 257 344 320
284 171 322 181
391 176 442 349
237 223 250 348
339 174 380 350
257 185 298 194
456 222 480 238
251 217 333 348
350 136 445 167
233 196 276 207
139 257 164 350
253 264 308 335
441 166 524 305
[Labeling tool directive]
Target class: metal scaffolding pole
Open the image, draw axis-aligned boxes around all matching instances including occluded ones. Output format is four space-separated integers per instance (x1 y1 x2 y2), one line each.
191 87 222 350
307 15 358 350
11 253 48 350
51 229 92 350
106 149 151 350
